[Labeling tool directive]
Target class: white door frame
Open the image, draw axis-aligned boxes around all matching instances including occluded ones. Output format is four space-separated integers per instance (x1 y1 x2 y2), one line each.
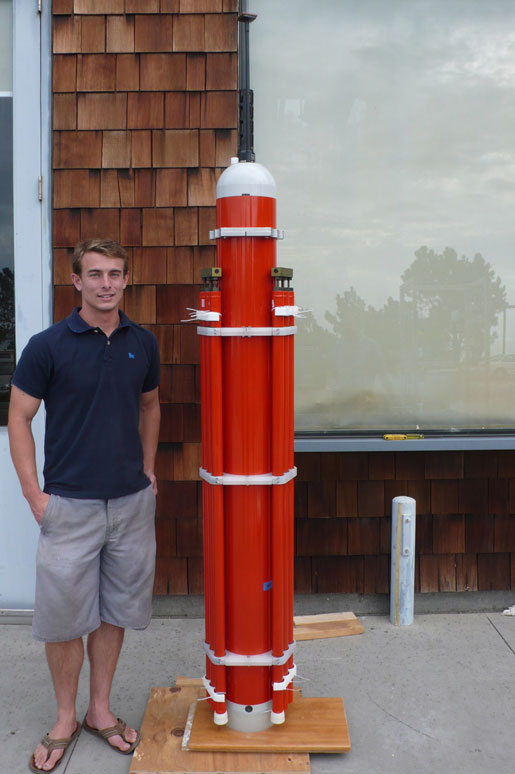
0 1 52 613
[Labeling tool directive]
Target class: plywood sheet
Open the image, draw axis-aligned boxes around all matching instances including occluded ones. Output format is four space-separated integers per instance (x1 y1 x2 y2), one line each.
293 612 364 641
130 686 310 774
188 696 350 754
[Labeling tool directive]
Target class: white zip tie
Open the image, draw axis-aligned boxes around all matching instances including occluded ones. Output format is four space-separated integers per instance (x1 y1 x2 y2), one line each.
197 325 296 338
202 675 226 703
182 308 221 322
273 305 308 318
199 467 297 487
272 664 297 691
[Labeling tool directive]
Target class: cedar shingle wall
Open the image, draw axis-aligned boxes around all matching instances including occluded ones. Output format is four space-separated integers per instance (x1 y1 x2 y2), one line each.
52 3 515 595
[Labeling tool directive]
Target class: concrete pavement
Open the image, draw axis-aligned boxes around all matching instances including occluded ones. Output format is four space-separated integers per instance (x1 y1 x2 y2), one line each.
1 608 514 774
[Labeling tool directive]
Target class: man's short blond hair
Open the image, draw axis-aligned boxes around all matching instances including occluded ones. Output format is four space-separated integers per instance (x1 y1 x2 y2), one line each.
72 238 129 276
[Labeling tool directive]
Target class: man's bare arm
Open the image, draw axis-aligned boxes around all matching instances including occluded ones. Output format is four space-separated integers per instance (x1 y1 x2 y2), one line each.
8 385 50 523
139 386 160 495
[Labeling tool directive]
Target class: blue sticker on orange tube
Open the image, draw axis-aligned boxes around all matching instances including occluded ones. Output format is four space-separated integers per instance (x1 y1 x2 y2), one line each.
263 581 273 591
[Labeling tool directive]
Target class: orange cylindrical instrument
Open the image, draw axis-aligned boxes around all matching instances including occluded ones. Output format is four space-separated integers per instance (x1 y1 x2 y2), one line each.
199 158 297 732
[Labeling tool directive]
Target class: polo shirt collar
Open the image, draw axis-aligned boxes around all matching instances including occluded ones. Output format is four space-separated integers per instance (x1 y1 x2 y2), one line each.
66 307 133 334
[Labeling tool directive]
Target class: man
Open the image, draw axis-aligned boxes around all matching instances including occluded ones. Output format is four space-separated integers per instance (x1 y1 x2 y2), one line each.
8 238 161 773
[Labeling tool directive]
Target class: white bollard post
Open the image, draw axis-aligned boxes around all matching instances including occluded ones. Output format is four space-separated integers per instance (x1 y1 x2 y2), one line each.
390 496 416 626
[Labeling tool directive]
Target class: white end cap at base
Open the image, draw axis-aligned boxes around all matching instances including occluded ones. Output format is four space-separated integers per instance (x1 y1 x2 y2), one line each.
213 711 228 726
270 710 286 725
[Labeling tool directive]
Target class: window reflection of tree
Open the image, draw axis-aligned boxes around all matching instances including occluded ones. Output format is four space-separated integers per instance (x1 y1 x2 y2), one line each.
295 247 509 430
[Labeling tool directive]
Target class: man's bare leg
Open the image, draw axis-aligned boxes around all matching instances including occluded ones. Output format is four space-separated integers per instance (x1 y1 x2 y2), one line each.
32 638 83 771
85 621 138 752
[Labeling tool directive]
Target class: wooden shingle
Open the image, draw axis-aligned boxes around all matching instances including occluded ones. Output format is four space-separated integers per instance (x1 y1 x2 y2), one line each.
173 14 205 51
180 325 200 365
198 206 215 244
126 0 160 11
155 517 177 558
348 518 381 555
53 285 81 322
180 0 222 11
74 0 124 13
81 15 106 53
296 519 347 557
205 52 237 90
159 404 185 442
53 249 73 285
188 92 201 127
123 284 157 323
54 94 77 130
364 555 389 594
176 516 203 556
488 478 510 515
187 557 204 595
336 481 358 518
117 170 136 207
53 55 77 92
78 93 127 129
433 514 465 554
419 555 456 592
116 54 140 90
187 54 206 91
134 169 155 206
431 480 459 514
425 451 464 480
128 92 164 129
223 0 238 10
204 13 237 51
106 15 135 53
133 247 167 284
464 514 494 553
199 129 215 166
152 129 199 167
494 515 515 552
151 324 174 365
175 207 198 245
456 554 478 592
100 169 121 207
142 207 175 245
357 480 384 517
120 208 142 245
135 14 173 52
307 481 336 518
157 284 199 323
154 557 188 595
164 92 188 128
81 208 120 241
458 479 488 515
131 130 152 167
192 244 215 281
53 209 81 247
167 247 194 284
54 170 100 209
201 91 238 128
102 131 132 168
477 553 510 590
53 0 74 13
54 131 102 168
155 168 188 206
173 443 202 481
53 16 81 54
312 556 364 594
140 53 187 91
294 558 312 593
161 0 180 11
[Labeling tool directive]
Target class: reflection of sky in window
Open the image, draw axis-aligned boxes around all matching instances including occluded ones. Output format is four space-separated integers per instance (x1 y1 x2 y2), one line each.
252 0 515 322
0 97 14 273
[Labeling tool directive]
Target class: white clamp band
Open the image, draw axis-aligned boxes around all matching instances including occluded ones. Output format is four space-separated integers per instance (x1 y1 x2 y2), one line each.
182 308 221 322
202 675 226 703
273 664 297 691
204 641 295 667
199 467 297 487
209 227 284 240
197 325 297 338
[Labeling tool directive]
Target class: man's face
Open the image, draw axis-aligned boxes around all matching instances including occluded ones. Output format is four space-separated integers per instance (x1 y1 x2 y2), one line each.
72 251 128 314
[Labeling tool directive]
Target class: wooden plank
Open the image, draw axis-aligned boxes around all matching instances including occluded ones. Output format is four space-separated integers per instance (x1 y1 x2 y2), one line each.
188 695 350 754
130 686 310 774
293 612 364 641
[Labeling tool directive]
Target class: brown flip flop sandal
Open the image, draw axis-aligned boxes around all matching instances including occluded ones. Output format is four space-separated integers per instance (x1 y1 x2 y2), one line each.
83 717 141 755
29 722 81 773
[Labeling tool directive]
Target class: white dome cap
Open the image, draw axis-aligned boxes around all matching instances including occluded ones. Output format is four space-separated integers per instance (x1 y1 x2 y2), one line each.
216 158 277 199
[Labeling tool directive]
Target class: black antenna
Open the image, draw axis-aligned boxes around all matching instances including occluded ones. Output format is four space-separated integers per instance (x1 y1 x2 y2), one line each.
238 1 257 162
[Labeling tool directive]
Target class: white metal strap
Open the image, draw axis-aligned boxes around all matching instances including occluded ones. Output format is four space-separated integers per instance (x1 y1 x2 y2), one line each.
199 467 297 486
202 676 226 703
204 641 295 667
197 325 296 338
273 305 306 318
273 664 297 691
209 227 284 239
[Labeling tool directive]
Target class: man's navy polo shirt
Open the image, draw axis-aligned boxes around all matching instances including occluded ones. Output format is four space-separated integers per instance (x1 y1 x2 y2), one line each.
13 308 160 499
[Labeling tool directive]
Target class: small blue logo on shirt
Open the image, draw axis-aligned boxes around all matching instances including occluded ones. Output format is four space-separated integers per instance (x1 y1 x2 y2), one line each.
128 352 135 359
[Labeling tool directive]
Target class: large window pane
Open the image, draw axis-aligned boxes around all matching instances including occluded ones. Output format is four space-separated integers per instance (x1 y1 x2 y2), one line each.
252 0 515 432
0 0 14 426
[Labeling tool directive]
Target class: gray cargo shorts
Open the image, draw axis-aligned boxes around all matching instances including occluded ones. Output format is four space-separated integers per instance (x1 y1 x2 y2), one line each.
32 484 156 642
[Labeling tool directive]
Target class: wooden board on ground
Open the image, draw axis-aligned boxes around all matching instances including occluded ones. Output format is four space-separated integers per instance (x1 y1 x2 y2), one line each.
130 686 311 774
188 696 350 754
293 612 364 641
